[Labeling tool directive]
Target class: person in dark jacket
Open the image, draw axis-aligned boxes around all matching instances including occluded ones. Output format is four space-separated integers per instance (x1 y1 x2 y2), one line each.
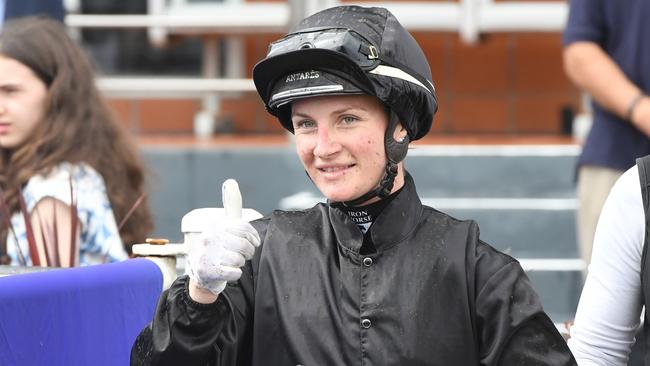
3 0 65 23
131 5 576 365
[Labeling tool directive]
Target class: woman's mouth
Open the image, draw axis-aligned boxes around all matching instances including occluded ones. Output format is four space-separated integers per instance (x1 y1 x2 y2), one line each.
317 164 355 178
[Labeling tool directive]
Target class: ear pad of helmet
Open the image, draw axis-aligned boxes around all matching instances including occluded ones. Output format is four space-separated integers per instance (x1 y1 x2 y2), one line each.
384 111 409 164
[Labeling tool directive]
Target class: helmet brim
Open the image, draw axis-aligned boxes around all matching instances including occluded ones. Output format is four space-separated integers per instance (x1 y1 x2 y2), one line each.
253 48 375 111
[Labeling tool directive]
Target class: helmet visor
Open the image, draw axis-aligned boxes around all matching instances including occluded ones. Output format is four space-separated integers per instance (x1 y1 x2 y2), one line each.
267 28 380 70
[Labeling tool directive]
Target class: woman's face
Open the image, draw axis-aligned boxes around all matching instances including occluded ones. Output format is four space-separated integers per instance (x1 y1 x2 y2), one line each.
292 94 402 203
0 55 48 150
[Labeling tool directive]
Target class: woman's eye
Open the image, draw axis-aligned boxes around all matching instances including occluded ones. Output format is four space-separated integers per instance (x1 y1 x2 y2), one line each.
294 119 316 130
0 86 18 94
341 115 358 125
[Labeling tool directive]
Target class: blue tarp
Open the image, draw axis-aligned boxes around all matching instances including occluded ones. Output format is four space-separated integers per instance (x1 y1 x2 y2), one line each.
0 258 162 366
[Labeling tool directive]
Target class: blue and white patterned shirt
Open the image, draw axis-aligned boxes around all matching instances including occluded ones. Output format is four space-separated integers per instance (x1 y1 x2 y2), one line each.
6 162 127 266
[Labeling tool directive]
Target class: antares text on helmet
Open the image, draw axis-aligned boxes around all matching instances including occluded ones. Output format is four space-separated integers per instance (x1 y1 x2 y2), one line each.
286 71 320 83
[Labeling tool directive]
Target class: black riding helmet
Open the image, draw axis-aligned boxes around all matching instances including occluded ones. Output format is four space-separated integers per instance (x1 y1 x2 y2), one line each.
253 5 438 206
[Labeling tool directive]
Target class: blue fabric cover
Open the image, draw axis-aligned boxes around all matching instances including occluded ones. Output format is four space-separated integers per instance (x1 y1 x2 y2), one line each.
0 258 162 366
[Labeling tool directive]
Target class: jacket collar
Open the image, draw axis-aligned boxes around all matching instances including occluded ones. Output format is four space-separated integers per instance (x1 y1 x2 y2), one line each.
328 171 422 253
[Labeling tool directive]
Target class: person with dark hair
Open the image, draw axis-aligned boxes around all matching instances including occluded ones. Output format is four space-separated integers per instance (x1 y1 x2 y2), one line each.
131 5 575 365
0 16 153 267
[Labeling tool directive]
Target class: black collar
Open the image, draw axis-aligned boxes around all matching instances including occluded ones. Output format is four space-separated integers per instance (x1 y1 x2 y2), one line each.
329 171 423 253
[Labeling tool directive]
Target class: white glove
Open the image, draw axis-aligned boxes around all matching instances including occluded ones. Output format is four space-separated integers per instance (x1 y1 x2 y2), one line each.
185 179 261 296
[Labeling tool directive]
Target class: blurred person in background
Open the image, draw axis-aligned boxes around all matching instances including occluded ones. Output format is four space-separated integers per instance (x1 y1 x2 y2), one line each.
0 17 153 267
1 0 65 24
568 154 650 365
131 5 575 365
563 0 650 273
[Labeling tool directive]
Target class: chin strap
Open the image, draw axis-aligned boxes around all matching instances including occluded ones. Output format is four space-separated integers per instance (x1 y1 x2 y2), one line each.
337 162 398 207
337 110 409 207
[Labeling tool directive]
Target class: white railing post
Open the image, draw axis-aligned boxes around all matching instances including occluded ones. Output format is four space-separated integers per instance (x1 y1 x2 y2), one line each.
195 37 220 138
147 0 167 47
460 0 481 44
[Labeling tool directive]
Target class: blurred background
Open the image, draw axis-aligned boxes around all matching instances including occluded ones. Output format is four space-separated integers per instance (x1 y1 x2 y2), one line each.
66 0 582 323
69 0 580 137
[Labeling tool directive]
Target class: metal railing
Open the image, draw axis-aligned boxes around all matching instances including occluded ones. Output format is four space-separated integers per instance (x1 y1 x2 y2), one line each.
96 77 256 99
67 0 569 99
66 0 567 42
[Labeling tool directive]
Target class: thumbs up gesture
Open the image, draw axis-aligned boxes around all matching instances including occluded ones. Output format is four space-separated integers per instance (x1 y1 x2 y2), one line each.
186 179 261 302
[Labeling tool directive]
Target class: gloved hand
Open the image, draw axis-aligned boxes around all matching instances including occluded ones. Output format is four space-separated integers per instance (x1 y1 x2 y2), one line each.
185 179 261 296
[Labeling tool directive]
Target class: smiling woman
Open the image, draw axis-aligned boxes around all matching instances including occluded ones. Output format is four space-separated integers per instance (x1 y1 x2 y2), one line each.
132 5 577 366
0 16 153 267
292 94 397 203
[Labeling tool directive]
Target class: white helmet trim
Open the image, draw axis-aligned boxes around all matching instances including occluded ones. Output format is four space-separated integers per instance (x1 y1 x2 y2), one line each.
270 85 345 106
369 65 435 94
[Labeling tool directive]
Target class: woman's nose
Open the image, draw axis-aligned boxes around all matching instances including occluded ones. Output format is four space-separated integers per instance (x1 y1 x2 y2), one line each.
313 127 341 158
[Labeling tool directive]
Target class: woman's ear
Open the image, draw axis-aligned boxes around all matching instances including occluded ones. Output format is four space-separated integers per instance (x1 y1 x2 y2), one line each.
392 123 408 143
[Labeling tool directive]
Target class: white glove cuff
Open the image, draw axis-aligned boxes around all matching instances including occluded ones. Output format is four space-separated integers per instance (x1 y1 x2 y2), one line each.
186 259 228 296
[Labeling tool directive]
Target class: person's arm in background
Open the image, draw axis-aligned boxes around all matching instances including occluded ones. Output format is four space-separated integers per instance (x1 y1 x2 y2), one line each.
568 167 645 365
563 43 650 137
562 0 650 137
